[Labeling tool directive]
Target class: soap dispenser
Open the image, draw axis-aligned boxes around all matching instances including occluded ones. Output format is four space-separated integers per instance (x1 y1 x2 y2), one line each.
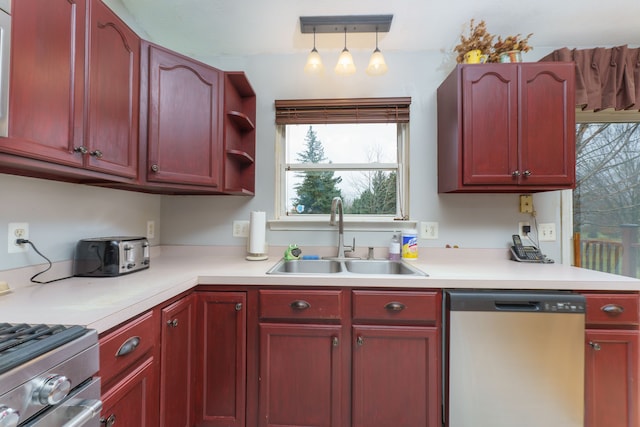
388 234 401 260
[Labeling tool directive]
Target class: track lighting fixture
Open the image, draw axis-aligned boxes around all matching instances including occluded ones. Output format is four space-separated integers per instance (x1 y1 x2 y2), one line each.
304 28 324 74
299 14 393 76
335 28 356 75
366 28 388 76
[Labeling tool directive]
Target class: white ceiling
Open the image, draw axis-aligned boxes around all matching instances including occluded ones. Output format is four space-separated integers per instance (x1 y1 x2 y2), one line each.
115 0 640 59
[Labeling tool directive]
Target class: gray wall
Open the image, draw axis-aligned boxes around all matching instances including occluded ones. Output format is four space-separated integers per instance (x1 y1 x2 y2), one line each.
0 38 565 272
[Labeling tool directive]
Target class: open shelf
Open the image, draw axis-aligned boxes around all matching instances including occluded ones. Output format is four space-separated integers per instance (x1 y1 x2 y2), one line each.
227 110 255 131
226 149 254 165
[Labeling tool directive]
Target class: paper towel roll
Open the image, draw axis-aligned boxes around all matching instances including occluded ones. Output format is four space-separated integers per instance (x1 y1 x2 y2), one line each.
248 211 266 255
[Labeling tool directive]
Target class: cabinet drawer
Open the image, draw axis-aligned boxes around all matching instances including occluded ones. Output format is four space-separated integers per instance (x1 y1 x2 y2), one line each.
352 290 440 324
585 293 639 327
259 289 343 321
99 310 157 384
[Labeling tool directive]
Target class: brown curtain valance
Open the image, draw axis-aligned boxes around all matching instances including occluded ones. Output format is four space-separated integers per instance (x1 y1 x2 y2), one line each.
275 97 411 124
540 45 640 111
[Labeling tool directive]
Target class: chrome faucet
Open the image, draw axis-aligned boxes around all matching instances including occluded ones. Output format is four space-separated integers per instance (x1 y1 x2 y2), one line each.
329 197 355 259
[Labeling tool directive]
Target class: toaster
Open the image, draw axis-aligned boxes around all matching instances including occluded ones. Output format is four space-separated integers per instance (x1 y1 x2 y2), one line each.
73 236 150 277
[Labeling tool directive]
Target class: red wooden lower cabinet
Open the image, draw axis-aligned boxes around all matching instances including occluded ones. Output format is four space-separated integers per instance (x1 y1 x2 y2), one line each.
194 292 247 427
352 325 440 427
583 292 640 427
160 294 196 427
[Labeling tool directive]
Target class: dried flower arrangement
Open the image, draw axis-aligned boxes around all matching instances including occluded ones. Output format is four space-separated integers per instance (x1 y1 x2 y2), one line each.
454 19 534 63
489 33 534 63
454 19 494 63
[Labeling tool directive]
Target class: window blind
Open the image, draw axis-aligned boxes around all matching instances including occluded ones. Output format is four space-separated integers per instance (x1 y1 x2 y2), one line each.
275 97 411 124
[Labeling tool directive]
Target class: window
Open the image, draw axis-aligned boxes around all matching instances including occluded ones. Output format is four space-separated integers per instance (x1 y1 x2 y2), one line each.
574 111 640 277
274 98 411 222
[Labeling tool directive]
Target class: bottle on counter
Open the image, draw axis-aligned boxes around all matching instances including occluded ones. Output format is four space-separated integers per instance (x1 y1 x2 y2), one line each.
388 234 401 260
402 228 418 260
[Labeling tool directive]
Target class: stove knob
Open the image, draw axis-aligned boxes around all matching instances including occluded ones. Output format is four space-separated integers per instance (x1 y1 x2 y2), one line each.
0 406 19 427
37 375 71 405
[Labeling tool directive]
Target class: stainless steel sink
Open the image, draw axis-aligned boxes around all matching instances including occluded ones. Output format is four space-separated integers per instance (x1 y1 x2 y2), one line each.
266 258 427 276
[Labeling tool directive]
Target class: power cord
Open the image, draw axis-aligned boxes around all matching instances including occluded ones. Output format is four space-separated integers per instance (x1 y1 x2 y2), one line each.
16 239 74 284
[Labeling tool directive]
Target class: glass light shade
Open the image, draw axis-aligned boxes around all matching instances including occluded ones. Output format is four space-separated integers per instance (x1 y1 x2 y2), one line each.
335 48 356 75
366 49 388 76
304 48 324 74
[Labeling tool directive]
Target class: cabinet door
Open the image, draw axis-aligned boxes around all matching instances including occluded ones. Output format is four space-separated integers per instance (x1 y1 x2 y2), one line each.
461 64 519 185
519 63 575 186
146 44 222 187
100 356 159 427
259 323 344 427
86 0 139 179
352 325 440 427
585 330 639 427
5 0 86 166
160 295 195 427
195 292 246 427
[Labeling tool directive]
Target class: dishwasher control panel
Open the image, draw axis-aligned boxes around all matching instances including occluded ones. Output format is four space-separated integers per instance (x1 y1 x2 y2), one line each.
545 301 585 313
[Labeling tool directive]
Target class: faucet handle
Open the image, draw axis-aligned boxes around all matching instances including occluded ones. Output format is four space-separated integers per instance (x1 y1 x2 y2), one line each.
345 237 356 253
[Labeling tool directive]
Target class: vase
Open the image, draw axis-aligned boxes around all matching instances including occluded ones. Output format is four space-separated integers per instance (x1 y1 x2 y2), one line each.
499 50 522 63
464 49 488 64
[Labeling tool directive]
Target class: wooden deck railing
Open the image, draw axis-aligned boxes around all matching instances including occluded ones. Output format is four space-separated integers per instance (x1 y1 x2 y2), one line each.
575 225 640 278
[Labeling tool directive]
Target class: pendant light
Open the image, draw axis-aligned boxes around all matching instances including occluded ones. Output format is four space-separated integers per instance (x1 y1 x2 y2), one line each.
334 27 356 76
366 28 388 76
304 28 324 74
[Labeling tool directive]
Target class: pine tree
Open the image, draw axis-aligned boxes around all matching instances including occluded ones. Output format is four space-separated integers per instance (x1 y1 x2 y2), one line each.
349 171 396 214
292 126 343 214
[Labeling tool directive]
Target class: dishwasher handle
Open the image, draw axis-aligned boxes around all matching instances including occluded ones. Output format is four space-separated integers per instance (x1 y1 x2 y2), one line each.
494 301 541 311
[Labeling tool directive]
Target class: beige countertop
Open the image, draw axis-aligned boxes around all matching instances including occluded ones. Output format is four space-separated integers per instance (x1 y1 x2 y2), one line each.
1 245 639 334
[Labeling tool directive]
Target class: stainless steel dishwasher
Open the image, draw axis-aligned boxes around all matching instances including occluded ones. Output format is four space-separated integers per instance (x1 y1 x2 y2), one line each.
444 290 586 427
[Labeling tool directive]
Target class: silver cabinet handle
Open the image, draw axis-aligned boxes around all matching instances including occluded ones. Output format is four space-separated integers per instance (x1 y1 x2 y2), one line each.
235 303 243 311
384 301 406 312
89 149 103 158
100 414 116 427
151 164 159 172
290 300 310 310
332 336 339 347
356 336 364 346
73 146 88 154
167 319 179 328
589 341 601 351
512 170 520 177
115 336 140 357
522 170 532 177
601 304 624 315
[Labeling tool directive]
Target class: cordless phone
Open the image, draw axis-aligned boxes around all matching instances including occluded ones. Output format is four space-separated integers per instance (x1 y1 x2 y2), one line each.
510 234 553 263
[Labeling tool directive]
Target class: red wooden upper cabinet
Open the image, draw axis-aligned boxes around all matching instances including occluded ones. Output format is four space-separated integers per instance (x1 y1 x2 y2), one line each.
437 63 576 193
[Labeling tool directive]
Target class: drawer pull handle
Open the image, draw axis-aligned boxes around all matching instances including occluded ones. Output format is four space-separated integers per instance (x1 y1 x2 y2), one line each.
167 319 179 328
290 300 310 310
115 336 140 357
384 301 406 312
601 304 624 315
589 341 601 351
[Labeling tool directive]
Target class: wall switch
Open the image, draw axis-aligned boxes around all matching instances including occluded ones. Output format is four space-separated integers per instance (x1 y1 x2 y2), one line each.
146 220 155 239
539 223 557 241
233 220 250 237
8 222 29 253
420 221 439 239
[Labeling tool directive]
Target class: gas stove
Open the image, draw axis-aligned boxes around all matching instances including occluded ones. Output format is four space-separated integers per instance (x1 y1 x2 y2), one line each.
0 323 102 426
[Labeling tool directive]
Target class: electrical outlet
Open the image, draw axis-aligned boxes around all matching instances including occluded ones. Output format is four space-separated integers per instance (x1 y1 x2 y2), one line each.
518 221 530 238
233 220 250 237
146 220 155 239
420 221 439 239
519 195 533 213
539 223 557 241
8 222 29 253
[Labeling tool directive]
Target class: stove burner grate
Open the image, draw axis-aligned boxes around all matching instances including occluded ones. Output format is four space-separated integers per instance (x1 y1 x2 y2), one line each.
0 323 88 375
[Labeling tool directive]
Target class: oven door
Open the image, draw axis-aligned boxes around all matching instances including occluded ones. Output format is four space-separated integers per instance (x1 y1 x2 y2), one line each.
23 378 102 427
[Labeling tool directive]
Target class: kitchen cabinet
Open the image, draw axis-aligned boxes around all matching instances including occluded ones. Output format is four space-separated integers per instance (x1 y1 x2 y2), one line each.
194 291 247 427
99 310 159 427
351 290 441 427
222 72 256 195
3 0 139 182
139 41 223 193
258 289 347 427
437 63 576 193
160 294 196 427
583 293 639 427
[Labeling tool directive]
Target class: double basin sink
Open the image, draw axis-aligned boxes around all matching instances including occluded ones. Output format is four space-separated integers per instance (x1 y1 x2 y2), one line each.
267 258 427 276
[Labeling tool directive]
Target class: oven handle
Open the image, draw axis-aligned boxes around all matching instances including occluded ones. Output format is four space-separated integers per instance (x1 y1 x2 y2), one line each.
61 399 103 427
